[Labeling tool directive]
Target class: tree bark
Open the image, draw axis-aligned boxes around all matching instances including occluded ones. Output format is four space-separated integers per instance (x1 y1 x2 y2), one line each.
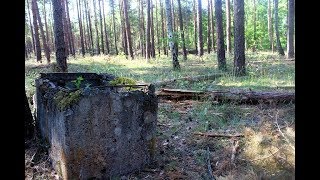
65 0 75 57
151 0 156 58
215 0 226 70
165 0 180 70
253 0 257 52
156 0 160 56
110 0 118 55
197 0 203 56
274 0 285 56
34 0 50 63
93 0 101 55
31 0 42 62
60 0 70 56
146 0 151 60
25 91 34 139
27 0 36 55
226 0 232 54
76 0 85 57
102 0 110 54
138 0 144 57
52 0 68 72
85 0 94 55
287 0 294 58
160 1 167 55
177 0 187 60
207 0 211 54
233 0 246 76
268 0 274 51
123 0 134 59
193 0 197 50
98 0 105 54
170 0 175 32
210 0 215 52
49 1 55 52
119 0 128 57
43 0 50 52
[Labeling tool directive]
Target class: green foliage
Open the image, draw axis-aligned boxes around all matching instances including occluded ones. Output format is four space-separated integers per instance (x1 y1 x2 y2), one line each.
71 76 84 89
109 76 137 85
53 90 82 111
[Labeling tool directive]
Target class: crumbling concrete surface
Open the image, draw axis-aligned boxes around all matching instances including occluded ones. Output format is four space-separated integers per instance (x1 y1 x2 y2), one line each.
35 73 157 179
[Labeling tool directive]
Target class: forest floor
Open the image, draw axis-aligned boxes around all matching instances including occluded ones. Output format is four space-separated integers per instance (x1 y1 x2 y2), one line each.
25 51 295 179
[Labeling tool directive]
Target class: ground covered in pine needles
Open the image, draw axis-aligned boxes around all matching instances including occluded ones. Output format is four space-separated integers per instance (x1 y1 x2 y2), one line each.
25 52 295 179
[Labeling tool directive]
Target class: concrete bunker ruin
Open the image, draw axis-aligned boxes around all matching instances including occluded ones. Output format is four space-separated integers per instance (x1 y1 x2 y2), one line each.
35 73 158 179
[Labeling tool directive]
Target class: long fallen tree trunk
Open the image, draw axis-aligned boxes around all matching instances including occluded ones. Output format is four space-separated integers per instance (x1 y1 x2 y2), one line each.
153 73 224 87
156 88 295 104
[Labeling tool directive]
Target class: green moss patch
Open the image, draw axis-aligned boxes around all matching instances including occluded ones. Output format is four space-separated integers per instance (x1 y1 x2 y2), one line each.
53 90 82 111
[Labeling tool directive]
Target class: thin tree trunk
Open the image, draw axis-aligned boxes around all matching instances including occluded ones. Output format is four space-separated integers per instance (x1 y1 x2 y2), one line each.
52 0 67 72
146 0 151 60
156 0 161 56
197 0 203 56
233 0 246 76
207 0 211 54
226 0 232 54
76 0 85 57
110 0 118 55
85 0 94 55
268 0 274 51
215 0 226 70
119 0 128 56
287 0 294 58
93 0 100 55
123 0 134 59
102 0 110 54
141 0 146 57
31 0 42 62
43 0 50 52
210 0 215 52
193 0 197 50
253 0 257 52
98 0 105 54
35 0 50 63
274 0 285 56
27 0 36 55
160 1 167 55
138 0 144 57
151 0 156 58
81 0 88 53
49 1 55 52
165 0 180 70
178 0 187 60
65 0 75 57
61 0 70 56
170 0 175 32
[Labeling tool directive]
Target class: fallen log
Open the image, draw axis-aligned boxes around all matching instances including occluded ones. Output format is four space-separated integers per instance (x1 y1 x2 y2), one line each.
156 88 295 104
194 132 244 138
153 74 224 87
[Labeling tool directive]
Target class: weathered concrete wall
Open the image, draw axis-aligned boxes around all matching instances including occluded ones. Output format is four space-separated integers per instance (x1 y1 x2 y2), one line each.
35 73 157 179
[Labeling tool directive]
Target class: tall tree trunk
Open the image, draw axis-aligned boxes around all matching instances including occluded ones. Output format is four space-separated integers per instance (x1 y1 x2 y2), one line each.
165 0 180 70
210 0 215 52
93 0 101 55
177 0 187 60
81 0 88 53
65 0 75 57
31 0 42 62
207 0 211 54
85 0 94 55
27 0 36 55
193 0 197 50
52 0 67 72
287 0 294 58
156 0 160 56
268 0 274 51
170 0 175 32
76 0 85 57
102 0 110 54
98 0 105 54
151 0 156 58
110 0 118 55
123 0 134 59
49 1 55 52
146 0 151 60
226 0 232 54
34 0 50 63
274 0 285 56
119 0 128 56
233 0 246 76
61 0 70 56
43 0 50 52
215 0 226 70
160 1 167 55
138 0 144 57
197 0 203 56
252 0 257 52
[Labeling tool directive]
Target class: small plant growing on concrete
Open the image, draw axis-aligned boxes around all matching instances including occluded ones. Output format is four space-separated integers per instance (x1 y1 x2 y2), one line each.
109 77 138 90
72 76 84 89
53 90 82 110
